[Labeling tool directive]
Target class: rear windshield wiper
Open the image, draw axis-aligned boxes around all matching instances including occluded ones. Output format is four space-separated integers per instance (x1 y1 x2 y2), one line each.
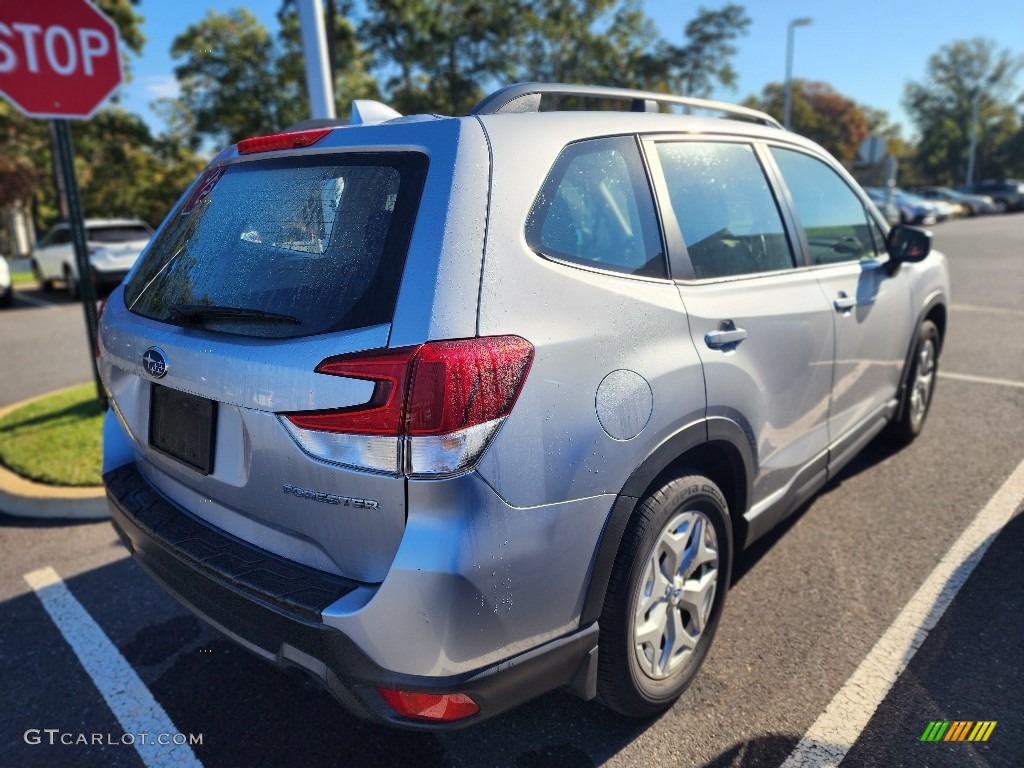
168 303 301 326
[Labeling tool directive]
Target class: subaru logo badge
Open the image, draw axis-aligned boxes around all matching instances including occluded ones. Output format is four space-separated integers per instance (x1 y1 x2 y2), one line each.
142 347 168 378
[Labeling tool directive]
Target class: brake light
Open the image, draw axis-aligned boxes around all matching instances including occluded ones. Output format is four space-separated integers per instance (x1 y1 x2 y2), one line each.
281 336 533 476
377 689 479 722
237 128 331 155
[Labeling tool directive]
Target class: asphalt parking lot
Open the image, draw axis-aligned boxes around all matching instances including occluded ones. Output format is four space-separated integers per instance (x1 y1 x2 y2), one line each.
1 214 1022 767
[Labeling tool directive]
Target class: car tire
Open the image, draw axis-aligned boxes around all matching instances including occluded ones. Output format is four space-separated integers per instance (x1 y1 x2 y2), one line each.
65 266 80 300
33 260 54 291
885 319 940 444
597 473 732 719
0 285 12 308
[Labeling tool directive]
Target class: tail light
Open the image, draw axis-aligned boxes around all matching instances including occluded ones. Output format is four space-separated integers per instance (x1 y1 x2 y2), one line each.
377 689 479 722
281 336 533 477
237 128 331 155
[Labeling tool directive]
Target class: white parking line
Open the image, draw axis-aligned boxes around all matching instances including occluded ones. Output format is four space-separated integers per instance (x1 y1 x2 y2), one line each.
951 303 1024 318
23 567 203 768
939 371 1024 390
780 455 1024 768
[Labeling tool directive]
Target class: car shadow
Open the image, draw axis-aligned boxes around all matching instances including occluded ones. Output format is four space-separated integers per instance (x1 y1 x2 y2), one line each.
732 435 905 586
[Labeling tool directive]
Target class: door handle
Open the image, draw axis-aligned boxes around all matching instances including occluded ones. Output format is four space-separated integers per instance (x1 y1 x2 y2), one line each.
705 323 748 349
834 292 857 311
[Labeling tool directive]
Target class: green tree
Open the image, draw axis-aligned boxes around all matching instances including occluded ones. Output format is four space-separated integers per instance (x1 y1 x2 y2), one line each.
362 0 520 114
171 9 292 145
745 80 871 163
663 3 750 97
904 38 1023 185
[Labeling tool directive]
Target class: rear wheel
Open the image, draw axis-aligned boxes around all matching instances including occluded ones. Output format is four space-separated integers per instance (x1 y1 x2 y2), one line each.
598 474 732 718
886 319 940 443
33 260 54 291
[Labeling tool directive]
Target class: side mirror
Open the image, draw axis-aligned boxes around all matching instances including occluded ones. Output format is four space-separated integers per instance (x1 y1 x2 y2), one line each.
886 224 931 264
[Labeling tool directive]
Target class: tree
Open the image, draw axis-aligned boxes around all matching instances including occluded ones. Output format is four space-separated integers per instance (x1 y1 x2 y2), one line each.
744 80 870 164
904 38 1023 185
362 0 520 114
663 3 750 97
171 9 293 145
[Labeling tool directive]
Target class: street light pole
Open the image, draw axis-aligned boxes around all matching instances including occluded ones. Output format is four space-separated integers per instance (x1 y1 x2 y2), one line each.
783 17 813 130
965 88 981 186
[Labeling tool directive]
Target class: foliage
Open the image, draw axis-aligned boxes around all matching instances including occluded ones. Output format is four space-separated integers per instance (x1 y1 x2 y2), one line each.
903 38 1023 185
663 3 750 97
744 80 871 164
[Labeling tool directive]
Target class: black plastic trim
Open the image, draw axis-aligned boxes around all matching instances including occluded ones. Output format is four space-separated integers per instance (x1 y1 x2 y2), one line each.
106 463 600 730
579 419 755 625
104 464 358 621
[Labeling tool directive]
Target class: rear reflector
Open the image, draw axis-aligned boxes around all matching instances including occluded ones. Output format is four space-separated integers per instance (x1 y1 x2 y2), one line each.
377 689 479 722
281 336 533 476
237 128 331 155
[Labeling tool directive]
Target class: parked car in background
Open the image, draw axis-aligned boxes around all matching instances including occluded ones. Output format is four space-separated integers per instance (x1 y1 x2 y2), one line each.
959 179 1024 212
867 187 937 225
100 83 950 729
0 257 12 308
33 218 153 298
910 186 998 216
864 187 900 225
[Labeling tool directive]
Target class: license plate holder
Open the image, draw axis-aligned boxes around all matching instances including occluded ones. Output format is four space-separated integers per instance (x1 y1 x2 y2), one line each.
149 384 217 475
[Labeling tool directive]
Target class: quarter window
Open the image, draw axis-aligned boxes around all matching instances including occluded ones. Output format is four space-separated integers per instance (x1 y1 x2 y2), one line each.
526 136 665 278
655 142 794 279
770 147 883 265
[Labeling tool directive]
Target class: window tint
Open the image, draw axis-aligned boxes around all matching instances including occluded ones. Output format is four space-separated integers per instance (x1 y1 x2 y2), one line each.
526 136 664 277
770 147 882 265
125 153 427 339
656 142 793 279
87 225 152 243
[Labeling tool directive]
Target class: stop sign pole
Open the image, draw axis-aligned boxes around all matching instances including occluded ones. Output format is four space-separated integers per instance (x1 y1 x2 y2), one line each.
0 0 124 408
53 118 106 407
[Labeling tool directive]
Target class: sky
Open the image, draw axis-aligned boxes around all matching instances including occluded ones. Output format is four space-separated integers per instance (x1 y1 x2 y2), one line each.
118 0 1024 141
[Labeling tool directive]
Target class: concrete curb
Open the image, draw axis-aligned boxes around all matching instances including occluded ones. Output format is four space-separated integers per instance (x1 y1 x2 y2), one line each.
0 386 108 521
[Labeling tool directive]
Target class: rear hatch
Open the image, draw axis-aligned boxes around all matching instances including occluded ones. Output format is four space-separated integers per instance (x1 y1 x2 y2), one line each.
99 129 442 583
88 223 152 271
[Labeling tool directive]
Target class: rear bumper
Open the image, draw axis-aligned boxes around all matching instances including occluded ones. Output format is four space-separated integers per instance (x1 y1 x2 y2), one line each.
105 463 598 729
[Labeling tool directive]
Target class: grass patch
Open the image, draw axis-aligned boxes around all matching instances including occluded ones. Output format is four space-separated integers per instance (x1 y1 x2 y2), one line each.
10 270 35 287
0 384 104 486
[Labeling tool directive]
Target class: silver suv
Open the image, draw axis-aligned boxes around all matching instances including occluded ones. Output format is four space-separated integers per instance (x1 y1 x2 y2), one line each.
100 83 949 728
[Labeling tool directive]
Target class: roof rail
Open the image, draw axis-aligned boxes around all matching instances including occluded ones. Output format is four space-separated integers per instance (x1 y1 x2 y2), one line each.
469 82 782 130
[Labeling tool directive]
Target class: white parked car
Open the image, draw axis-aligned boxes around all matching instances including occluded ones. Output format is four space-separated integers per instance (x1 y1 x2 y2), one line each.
0 257 12 308
33 218 153 298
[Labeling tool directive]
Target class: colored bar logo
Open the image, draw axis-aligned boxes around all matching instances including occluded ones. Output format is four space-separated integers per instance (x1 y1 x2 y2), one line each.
921 721 997 742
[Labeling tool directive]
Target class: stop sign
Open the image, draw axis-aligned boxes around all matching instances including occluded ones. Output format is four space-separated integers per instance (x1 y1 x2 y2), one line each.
0 0 122 119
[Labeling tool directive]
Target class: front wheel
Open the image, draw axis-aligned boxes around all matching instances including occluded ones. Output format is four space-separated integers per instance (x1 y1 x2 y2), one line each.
886 319 940 443
598 474 732 719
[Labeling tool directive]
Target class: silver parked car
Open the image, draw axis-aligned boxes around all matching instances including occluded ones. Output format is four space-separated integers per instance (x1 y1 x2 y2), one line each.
33 218 153 298
100 83 950 728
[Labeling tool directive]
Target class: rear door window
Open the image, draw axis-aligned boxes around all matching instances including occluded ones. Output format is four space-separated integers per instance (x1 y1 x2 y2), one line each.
125 153 428 338
655 142 794 279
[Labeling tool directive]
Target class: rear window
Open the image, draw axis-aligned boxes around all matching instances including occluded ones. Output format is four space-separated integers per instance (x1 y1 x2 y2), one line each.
124 153 428 339
88 225 152 243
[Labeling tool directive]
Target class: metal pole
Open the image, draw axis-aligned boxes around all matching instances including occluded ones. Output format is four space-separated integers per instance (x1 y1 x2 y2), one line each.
295 0 336 120
52 119 107 409
783 24 795 130
965 89 980 186
783 18 812 130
